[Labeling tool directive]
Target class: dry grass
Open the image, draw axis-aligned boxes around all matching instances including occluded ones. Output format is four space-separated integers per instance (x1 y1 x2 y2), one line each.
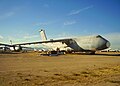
0 52 120 86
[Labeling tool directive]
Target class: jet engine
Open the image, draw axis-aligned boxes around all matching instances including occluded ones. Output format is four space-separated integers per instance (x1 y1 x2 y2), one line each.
10 45 22 51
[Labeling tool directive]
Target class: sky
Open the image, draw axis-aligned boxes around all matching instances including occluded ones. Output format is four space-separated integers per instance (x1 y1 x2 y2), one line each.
0 0 120 49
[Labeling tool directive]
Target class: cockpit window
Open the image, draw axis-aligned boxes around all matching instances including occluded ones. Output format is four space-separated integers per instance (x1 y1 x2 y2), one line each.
96 35 101 38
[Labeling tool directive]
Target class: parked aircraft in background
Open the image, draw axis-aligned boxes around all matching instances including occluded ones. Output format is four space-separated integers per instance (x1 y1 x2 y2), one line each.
0 45 10 52
0 43 29 52
101 48 120 52
0 43 11 51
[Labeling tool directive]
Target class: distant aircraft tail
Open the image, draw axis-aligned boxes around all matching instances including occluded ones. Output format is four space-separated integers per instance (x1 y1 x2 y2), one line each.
39 29 47 41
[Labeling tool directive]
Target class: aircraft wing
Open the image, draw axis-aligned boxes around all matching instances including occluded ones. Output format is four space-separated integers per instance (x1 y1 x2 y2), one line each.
13 38 73 46
0 43 12 47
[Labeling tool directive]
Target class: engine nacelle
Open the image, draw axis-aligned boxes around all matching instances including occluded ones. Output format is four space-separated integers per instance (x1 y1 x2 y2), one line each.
10 46 22 51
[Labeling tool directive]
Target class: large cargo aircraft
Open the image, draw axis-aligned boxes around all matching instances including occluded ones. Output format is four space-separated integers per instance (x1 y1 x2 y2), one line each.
0 29 110 54
39 29 110 54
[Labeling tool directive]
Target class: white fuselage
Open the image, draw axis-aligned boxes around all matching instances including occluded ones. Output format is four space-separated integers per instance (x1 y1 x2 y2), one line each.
41 35 110 52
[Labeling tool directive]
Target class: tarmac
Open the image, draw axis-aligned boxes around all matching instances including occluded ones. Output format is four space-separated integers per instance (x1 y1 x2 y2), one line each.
0 52 120 86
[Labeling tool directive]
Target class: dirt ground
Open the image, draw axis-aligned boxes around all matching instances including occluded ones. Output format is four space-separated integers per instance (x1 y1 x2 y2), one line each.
0 52 120 86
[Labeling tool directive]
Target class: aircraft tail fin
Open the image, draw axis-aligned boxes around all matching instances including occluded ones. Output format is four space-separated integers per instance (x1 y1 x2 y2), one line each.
39 29 47 41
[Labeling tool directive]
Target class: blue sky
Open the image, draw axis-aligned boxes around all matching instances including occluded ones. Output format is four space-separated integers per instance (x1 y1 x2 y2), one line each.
0 0 120 49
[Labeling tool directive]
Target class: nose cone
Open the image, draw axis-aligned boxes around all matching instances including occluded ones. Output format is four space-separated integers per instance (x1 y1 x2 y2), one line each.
96 36 110 50
106 41 110 48
100 40 110 50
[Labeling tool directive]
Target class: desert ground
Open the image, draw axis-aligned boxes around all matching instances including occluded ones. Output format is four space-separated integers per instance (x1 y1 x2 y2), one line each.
0 52 120 86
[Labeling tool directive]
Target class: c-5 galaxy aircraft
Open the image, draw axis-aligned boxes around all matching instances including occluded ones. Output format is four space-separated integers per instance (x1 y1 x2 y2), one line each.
0 29 110 54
